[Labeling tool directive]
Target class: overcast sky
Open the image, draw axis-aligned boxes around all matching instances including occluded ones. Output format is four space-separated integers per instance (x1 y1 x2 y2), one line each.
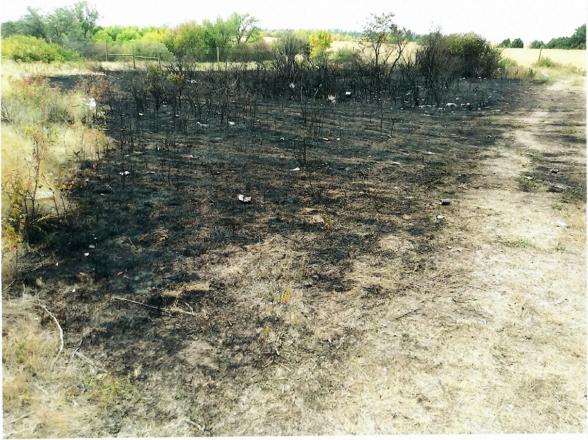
2 0 587 43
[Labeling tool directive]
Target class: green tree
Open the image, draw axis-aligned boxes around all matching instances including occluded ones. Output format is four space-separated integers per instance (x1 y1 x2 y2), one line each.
230 13 260 44
511 38 524 48
115 27 141 44
169 21 206 58
45 6 79 43
203 17 235 50
1 21 19 38
530 40 544 49
360 12 403 68
498 38 511 48
72 1 100 40
16 7 48 40
570 24 586 49
309 30 333 59
92 29 114 43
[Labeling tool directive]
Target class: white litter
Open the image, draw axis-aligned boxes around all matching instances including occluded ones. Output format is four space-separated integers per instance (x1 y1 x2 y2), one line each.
556 221 568 228
291 167 300 171
426 151 434 155
119 171 131 176
238 195 251 203
35 190 54 200
84 98 96 109
229 121 235 126
436 215 445 220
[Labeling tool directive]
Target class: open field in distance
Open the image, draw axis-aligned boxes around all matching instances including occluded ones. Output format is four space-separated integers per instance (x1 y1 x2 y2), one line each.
500 48 586 68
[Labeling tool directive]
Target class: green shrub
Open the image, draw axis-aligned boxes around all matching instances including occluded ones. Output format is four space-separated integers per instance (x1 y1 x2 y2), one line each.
498 57 518 69
533 57 560 68
1 36 82 63
445 33 501 77
333 48 358 62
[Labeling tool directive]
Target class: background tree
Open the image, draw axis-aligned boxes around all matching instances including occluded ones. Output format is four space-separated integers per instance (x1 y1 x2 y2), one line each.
498 38 511 48
16 7 48 40
73 1 100 40
511 38 524 48
230 13 261 44
530 40 544 49
203 17 235 51
360 12 402 68
309 30 333 59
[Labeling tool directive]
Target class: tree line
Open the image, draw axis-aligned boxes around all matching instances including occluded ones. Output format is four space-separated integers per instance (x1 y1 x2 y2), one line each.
498 24 586 49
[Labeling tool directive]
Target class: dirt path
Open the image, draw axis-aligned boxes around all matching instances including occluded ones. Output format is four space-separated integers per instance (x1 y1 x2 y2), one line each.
300 77 586 434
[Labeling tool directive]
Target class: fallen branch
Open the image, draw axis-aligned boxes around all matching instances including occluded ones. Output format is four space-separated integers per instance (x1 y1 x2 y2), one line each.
36 304 63 370
113 296 195 316
112 296 159 310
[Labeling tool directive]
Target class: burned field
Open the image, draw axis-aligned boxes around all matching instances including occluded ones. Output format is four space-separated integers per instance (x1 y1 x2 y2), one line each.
8 67 586 435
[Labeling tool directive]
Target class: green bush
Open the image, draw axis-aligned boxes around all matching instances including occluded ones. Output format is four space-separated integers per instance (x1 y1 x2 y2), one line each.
445 33 501 77
498 57 518 69
533 57 560 68
1 35 82 63
530 40 544 49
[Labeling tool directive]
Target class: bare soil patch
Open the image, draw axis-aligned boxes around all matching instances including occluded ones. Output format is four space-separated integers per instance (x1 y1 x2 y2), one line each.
4 73 586 436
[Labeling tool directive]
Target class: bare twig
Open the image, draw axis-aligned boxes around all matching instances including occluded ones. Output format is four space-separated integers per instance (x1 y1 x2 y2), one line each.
394 307 421 321
112 296 159 310
36 304 63 370
167 306 196 316
6 413 33 425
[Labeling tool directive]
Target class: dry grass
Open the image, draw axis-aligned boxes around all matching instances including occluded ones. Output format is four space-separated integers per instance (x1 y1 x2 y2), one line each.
2 294 105 438
502 48 586 69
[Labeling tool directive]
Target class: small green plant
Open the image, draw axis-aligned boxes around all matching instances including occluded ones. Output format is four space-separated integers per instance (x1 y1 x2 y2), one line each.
323 216 334 237
280 288 291 304
516 176 543 192
502 238 532 248
562 185 586 204
560 126 577 135
533 57 560 68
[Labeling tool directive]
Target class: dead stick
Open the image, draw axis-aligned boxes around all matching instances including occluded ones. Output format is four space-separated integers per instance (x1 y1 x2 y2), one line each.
112 296 159 310
394 307 421 321
37 304 63 370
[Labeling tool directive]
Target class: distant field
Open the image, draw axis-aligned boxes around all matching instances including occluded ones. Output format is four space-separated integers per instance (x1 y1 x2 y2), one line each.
502 48 586 68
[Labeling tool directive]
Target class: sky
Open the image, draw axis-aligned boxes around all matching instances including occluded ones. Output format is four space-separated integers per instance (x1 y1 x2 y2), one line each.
1 0 587 43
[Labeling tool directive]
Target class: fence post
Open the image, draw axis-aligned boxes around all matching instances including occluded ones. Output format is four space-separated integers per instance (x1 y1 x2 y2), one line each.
105 43 108 62
217 47 220 64
538 47 543 62
157 47 161 68
132 45 136 69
